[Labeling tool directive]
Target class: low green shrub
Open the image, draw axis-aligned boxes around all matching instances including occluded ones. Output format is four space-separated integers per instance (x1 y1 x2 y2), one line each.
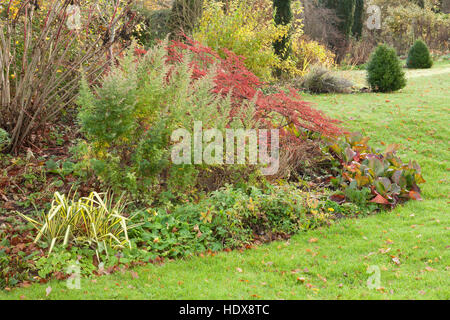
366 44 407 92
131 184 354 258
407 40 433 69
33 246 97 280
77 42 246 203
329 132 425 207
206 185 333 246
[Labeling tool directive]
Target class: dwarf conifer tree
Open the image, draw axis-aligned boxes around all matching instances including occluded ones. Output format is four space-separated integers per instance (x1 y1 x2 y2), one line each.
367 44 406 92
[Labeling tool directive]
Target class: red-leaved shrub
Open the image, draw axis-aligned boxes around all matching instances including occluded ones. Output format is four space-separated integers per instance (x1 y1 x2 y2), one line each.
165 38 344 138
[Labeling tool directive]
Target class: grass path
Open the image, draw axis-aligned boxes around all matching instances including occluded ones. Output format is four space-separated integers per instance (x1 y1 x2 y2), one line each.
341 61 450 86
1 64 449 300
406 67 450 78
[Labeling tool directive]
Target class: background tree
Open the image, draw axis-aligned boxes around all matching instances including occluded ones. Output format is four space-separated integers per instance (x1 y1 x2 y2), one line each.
352 0 364 39
168 0 204 39
273 0 293 60
320 0 356 39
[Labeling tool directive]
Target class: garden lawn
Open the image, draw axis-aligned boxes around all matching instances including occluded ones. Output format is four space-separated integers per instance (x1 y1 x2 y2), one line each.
1 65 449 300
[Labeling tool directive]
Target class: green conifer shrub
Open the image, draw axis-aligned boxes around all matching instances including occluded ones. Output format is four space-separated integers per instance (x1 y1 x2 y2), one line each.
367 44 406 92
406 40 433 69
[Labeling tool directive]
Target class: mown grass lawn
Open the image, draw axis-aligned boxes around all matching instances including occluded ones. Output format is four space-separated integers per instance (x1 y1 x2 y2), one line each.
1 65 449 300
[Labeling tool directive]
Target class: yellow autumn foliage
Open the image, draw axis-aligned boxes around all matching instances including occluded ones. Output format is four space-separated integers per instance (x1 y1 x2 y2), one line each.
194 0 293 81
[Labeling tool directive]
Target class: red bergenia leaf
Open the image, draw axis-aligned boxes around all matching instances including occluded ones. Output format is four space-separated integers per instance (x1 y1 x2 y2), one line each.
409 191 423 201
370 194 390 205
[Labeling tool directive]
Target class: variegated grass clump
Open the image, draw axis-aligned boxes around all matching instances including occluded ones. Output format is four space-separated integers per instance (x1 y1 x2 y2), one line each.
17 191 139 257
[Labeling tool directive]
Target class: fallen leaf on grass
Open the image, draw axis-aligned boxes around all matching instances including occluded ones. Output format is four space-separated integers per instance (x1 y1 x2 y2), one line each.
317 274 327 283
379 247 392 254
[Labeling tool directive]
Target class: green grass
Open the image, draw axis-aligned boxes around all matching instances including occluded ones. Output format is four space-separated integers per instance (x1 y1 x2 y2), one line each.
1 65 449 300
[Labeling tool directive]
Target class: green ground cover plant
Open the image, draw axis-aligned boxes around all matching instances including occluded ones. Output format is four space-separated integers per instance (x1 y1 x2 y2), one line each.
76 43 238 203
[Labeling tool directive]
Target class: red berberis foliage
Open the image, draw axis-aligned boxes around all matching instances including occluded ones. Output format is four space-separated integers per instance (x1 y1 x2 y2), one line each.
164 37 345 137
